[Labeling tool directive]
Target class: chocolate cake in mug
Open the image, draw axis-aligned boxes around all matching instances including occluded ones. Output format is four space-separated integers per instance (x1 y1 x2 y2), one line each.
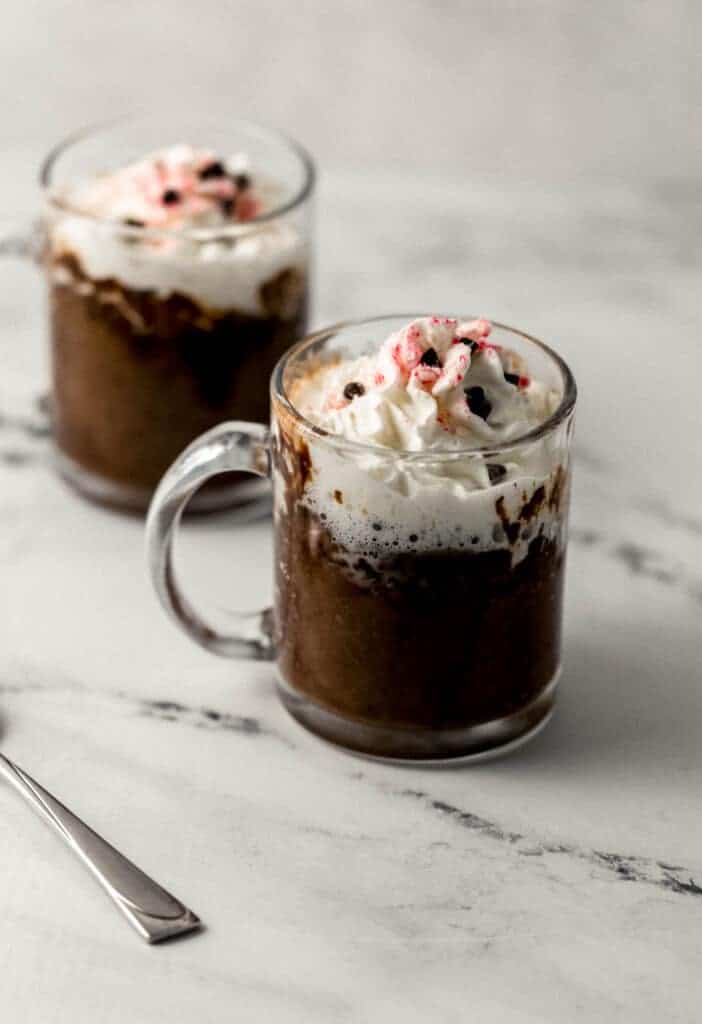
43 118 314 511
146 314 576 762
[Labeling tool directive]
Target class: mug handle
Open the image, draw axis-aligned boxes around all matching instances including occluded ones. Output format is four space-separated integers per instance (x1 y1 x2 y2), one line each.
0 218 53 432
145 421 275 661
0 218 43 262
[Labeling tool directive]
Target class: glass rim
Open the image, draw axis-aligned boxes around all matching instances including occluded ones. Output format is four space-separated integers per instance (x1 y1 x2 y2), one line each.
272 314 577 461
39 113 316 237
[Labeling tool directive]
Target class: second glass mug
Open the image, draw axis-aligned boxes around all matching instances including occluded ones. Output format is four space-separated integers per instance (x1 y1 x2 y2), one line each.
147 315 577 762
3 112 314 512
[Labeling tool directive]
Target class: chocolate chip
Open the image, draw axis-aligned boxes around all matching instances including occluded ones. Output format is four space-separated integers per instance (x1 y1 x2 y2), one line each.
465 386 492 420
199 160 225 179
162 188 180 205
504 372 520 386
419 347 440 367
487 464 507 483
372 522 382 532
233 173 251 190
123 217 145 228
343 381 365 400
220 197 236 216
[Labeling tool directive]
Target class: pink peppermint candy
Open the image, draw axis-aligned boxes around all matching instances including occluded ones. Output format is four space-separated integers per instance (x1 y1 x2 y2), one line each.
410 362 442 391
331 316 510 428
432 343 470 397
101 146 262 229
387 323 424 377
236 193 261 222
456 318 492 343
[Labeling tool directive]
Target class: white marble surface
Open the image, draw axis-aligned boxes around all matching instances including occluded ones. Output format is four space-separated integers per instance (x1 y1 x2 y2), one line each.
2 0 701 184
1 168 701 1022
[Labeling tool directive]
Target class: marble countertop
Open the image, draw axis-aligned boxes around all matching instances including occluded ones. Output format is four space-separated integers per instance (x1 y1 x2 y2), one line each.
1 171 700 1022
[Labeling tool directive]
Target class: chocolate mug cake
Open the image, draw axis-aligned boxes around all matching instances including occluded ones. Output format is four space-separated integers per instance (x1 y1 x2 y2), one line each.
43 120 314 511
146 315 577 762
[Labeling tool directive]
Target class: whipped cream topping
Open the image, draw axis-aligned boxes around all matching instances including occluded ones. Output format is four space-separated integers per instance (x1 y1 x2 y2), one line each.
54 144 265 229
282 317 569 565
48 145 306 316
296 317 559 451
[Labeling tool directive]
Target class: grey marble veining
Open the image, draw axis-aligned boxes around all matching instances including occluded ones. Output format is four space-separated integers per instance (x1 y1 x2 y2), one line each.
0 170 700 1022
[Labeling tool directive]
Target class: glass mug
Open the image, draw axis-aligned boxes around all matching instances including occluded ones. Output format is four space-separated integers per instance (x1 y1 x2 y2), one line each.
3 113 314 512
146 316 577 762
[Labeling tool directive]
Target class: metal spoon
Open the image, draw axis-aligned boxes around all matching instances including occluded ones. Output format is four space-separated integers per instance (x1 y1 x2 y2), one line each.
0 751 201 943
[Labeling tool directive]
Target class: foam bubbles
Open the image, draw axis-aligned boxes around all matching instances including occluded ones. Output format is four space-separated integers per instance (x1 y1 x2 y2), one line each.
300 434 566 569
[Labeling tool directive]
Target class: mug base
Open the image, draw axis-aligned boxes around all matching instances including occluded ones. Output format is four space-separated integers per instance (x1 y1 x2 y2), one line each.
54 448 271 516
277 671 559 765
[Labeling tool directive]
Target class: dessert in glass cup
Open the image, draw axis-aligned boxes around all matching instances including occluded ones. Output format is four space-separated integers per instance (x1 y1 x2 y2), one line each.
146 314 576 762
43 114 314 511
272 315 576 759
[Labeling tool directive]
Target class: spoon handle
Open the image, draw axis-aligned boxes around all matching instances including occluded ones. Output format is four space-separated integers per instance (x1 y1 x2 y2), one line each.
0 753 201 943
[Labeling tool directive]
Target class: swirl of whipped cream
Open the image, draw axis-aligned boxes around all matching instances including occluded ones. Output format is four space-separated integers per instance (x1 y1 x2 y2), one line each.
55 144 264 229
48 145 306 315
301 317 559 451
284 317 569 565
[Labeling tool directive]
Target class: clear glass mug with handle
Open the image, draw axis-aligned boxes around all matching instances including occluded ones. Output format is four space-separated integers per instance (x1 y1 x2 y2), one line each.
146 315 577 763
1 112 314 512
